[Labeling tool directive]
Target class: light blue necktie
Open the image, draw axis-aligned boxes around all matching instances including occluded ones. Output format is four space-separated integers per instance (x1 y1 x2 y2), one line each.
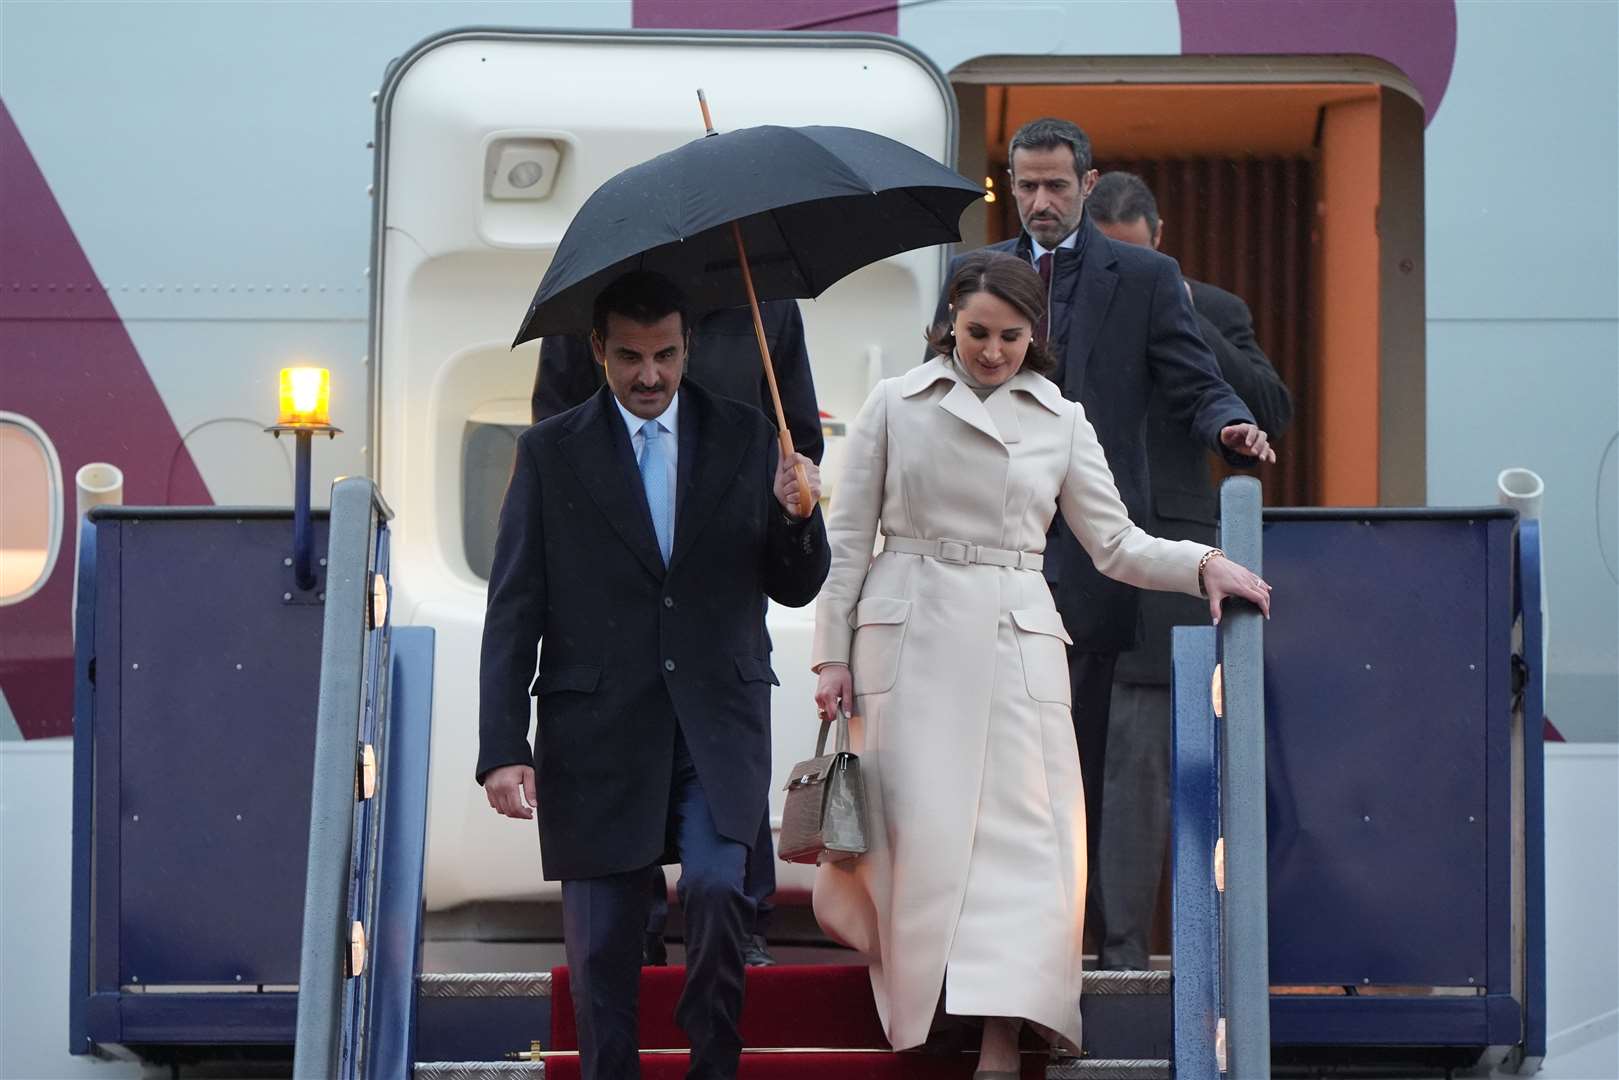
639 419 672 564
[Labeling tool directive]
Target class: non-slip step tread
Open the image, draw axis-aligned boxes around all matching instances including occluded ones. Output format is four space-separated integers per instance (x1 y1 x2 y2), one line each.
420 971 554 997
1082 971 1171 995
1049 1060 1171 1080
417 967 1166 1001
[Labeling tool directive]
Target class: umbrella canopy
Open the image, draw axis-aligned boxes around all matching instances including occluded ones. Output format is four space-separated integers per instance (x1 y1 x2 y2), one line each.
512 124 984 345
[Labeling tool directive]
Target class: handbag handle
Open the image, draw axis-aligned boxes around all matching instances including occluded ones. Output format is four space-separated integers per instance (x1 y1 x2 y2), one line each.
815 708 853 756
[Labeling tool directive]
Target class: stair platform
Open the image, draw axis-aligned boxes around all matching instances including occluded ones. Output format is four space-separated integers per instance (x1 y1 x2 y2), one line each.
415 964 1171 1078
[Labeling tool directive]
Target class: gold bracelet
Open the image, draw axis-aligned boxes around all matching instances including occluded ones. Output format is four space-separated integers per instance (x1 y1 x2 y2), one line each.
1198 548 1225 597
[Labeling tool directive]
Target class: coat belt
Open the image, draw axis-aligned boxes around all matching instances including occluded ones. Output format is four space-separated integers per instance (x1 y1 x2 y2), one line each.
883 535 1044 572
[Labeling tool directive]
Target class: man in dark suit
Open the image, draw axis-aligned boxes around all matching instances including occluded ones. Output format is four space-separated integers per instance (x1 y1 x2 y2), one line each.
933 118 1277 947
1087 170 1294 969
533 299 822 969
482 271 829 1080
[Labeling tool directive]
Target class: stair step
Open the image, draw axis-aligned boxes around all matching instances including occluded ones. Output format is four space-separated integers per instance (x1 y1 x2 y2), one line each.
411 966 1170 1066
1049 1061 1171 1080
550 964 886 1051
416 973 552 1065
414 1056 1171 1079
548 966 1169 1052
417 967 1165 1002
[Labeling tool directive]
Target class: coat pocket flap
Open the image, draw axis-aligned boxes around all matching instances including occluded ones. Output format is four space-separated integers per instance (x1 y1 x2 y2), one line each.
529 665 602 696
1010 607 1074 645
848 596 912 628
735 655 781 685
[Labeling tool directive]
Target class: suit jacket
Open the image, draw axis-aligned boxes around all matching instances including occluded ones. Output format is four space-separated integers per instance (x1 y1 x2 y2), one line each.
1115 279 1293 684
935 216 1255 650
532 299 824 464
477 381 830 881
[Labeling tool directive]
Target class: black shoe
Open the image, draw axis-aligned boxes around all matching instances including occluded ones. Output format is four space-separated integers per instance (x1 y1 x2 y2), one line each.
642 933 668 967
742 932 776 967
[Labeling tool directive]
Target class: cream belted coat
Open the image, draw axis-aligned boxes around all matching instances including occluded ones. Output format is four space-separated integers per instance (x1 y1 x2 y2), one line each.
810 356 1211 1051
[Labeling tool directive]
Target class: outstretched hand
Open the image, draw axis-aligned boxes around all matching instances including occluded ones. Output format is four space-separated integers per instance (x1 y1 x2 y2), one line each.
1220 423 1277 464
485 764 536 820
1203 554 1272 624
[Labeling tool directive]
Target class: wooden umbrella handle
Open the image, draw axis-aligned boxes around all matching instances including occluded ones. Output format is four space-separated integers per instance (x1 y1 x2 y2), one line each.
731 221 815 520
697 90 811 519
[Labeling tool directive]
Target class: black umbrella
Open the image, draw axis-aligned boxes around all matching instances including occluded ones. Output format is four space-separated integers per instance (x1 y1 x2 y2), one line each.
514 92 984 514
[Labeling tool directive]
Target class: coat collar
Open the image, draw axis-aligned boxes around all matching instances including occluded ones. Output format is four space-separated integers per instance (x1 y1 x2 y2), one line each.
666 382 749 571
559 387 668 580
1061 215 1119 396
1008 216 1118 395
556 382 746 579
901 355 1067 447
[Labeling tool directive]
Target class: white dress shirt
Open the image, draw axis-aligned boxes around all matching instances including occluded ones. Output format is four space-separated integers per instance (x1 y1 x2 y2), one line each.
1029 227 1079 267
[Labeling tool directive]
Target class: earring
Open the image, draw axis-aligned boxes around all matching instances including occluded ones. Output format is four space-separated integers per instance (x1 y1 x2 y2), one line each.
948 327 956 337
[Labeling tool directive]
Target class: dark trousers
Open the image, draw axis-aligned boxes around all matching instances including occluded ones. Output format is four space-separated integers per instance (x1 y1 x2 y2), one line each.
1069 649 1118 939
561 732 754 1080
646 810 776 939
1097 680 1173 969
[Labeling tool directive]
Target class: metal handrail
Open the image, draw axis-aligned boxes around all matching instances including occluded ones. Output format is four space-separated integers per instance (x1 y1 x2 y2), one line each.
1217 476 1272 1077
293 476 394 1077
1171 622 1222 1078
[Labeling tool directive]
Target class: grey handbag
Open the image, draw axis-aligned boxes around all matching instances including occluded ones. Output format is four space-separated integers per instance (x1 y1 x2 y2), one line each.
778 710 869 865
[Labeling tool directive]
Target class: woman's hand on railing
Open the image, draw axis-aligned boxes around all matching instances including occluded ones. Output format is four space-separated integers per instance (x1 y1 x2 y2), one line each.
814 663 853 723
485 764 537 820
1203 554 1272 624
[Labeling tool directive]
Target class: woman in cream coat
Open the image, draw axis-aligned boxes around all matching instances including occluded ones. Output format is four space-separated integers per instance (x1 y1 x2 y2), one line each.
811 251 1271 1078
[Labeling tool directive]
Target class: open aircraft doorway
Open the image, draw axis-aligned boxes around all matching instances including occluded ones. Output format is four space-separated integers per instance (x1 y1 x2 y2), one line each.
951 58 1428 509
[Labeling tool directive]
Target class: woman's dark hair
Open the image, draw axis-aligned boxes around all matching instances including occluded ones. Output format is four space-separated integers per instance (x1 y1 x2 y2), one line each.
925 250 1055 375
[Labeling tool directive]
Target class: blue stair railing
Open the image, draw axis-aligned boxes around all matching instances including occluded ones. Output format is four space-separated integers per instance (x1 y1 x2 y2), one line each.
1171 476 1271 1079
292 477 434 1078
1514 519 1547 1074
1216 477 1272 1077
1170 485 1549 1078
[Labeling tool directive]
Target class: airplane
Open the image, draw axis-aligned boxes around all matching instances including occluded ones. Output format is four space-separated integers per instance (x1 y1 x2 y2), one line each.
1 3 1614 1077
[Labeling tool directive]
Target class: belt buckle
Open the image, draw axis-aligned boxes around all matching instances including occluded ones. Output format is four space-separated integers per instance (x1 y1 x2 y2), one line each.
936 539 972 565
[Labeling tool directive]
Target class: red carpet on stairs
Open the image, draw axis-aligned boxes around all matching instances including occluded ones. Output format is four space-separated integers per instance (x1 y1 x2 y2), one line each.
546 964 1045 1078
539 1051 1045 1079
551 964 889 1050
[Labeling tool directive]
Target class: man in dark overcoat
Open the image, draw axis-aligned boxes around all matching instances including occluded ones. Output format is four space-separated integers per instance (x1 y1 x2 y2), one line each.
532 297 823 967
480 271 830 1079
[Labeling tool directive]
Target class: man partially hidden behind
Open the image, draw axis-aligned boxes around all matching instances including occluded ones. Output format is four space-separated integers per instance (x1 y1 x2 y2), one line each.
1087 170 1293 969
533 295 823 968
479 271 830 1079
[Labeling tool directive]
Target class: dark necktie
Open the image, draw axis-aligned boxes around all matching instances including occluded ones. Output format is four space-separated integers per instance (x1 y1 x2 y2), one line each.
1035 251 1054 344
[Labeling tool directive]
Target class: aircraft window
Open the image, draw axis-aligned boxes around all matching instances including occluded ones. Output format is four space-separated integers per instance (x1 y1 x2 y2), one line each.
463 420 524 580
0 413 64 605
